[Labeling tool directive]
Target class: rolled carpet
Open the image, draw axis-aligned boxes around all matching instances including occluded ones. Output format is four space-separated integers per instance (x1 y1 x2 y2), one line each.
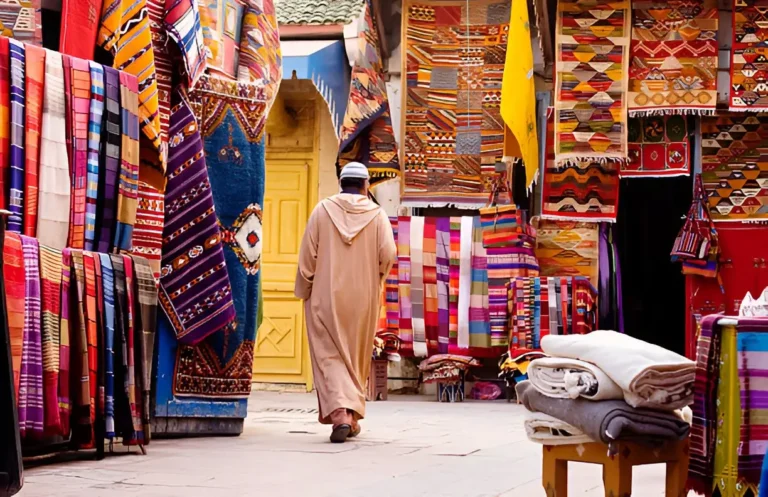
541 330 694 410
524 411 594 445
527 357 623 401
516 381 690 449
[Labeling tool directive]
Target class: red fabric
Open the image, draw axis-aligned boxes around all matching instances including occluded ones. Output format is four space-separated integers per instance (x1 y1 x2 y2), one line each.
59 0 103 60
423 218 439 354
3 232 24 400
81 252 99 448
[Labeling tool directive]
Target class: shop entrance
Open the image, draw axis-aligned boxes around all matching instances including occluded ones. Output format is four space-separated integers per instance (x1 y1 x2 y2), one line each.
615 175 693 356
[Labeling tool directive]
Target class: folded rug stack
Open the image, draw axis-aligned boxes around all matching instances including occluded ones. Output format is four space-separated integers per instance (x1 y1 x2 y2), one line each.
517 330 694 451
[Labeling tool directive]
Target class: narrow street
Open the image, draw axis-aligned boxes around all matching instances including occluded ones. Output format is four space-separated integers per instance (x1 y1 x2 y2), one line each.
19 392 673 497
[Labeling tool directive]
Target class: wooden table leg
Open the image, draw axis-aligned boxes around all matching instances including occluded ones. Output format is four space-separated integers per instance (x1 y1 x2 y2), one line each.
602 454 632 497
542 448 568 497
664 443 689 497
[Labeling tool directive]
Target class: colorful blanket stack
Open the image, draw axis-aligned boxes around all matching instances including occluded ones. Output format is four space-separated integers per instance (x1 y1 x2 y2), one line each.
518 331 694 451
3 231 156 448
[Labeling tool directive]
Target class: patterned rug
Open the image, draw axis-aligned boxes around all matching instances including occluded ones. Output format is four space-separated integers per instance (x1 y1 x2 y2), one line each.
534 220 599 282
701 114 768 222
175 76 268 398
542 109 621 222
401 0 512 208
731 1 768 111
338 0 399 184
555 0 630 164
622 115 689 177
629 0 718 116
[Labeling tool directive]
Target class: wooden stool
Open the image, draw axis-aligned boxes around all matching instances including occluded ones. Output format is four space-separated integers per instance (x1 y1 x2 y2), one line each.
541 439 689 497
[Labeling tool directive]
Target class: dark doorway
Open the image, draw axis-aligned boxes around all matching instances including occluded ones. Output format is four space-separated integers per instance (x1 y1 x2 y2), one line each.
616 175 692 356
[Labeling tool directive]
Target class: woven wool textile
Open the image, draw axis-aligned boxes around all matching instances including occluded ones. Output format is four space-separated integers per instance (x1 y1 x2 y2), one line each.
59 0 103 60
0 0 42 45
165 0 207 87
4 233 24 399
132 182 164 276
23 45 44 237
69 250 92 447
132 255 156 439
397 216 413 349
122 254 145 445
623 114 689 177
8 39 25 233
423 218 439 354
81 252 100 448
39 245 62 435
98 0 164 189
176 76 268 397
402 0 511 207
147 0 172 159
199 0 244 80
97 66 121 253
0 38 9 210
159 94 235 346
19 235 43 439
115 72 140 250
237 0 282 103
736 326 768 487
58 248 72 435
38 50 71 249
385 217 399 330
555 0 630 164
410 216 426 356
85 62 104 250
448 217 461 347
469 217 490 348
338 0 399 184
436 218 451 353
731 2 768 111
535 220 599 283
701 114 768 222
97 254 115 438
542 110 620 222
68 58 90 249
629 0 717 116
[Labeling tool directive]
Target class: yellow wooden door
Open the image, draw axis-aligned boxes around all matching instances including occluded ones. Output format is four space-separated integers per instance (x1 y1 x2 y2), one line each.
252 160 313 387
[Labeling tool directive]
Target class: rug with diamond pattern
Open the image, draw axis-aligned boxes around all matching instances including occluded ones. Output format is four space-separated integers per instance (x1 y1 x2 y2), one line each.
174 78 268 398
629 0 718 116
701 114 768 222
555 0 630 165
731 1 768 111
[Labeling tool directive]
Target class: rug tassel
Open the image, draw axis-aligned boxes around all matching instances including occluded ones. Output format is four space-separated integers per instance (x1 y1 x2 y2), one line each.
628 108 716 117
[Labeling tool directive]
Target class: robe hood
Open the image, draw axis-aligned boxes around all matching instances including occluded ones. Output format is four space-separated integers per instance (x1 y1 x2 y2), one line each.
322 194 381 245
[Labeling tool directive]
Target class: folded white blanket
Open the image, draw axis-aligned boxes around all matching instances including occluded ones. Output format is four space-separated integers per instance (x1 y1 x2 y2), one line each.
541 330 695 410
524 412 594 445
527 357 623 401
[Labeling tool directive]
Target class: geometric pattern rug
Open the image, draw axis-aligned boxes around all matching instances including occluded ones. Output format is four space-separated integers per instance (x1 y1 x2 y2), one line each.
629 0 718 116
731 1 768 111
534 220 600 283
622 114 690 177
701 114 768 222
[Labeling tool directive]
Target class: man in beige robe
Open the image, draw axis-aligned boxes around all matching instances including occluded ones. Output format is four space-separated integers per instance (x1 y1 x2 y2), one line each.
294 162 396 443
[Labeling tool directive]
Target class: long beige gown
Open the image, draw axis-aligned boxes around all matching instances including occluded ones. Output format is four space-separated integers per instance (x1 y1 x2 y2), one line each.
294 193 396 424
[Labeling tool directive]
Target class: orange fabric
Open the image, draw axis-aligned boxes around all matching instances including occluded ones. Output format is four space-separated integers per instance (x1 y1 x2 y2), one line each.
3 232 25 399
24 45 45 237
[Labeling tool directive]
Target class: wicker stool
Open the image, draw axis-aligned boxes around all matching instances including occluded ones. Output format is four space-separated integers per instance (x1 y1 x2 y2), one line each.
541 439 689 497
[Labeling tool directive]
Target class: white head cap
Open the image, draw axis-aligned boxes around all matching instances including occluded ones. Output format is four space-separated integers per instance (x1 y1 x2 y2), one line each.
339 161 369 180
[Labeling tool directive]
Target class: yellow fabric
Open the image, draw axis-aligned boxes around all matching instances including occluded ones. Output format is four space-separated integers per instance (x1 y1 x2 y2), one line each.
501 0 539 189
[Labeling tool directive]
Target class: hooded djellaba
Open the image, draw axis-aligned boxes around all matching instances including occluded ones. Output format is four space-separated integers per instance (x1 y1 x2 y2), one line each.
294 161 397 443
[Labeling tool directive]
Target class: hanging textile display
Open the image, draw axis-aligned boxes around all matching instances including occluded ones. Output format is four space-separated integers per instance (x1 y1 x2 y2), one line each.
159 92 236 346
542 110 621 222
397 216 413 352
623 114 690 178
114 72 141 250
39 245 62 436
19 235 43 439
199 0 244 80
23 44 44 238
500 0 538 189
0 0 42 46
449 217 461 350
385 217 400 330
131 182 164 276
554 0 630 165
731 2 768 112
436 218 450 353
37 50 71 250
410 216 426 356
85 62 104 250
96 67 121 253
147 0 172 161
629 0 718 116
701 114 768 222
338 0 399 184
165 0 207 88
58 249 72 435
0 37 9 210
469 217 490 348
177 75 270 397
98 0 165 190
236 0 282 104
534 220 599 283
8 38 25 234
4 232 23 398
68 58 90 249
401 0 512 208
59 0 103 60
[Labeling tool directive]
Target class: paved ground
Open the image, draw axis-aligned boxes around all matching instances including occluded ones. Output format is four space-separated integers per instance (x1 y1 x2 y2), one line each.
20 391 675 497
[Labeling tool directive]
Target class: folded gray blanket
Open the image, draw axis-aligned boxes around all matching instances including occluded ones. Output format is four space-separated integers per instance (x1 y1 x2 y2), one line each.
516 381 690 446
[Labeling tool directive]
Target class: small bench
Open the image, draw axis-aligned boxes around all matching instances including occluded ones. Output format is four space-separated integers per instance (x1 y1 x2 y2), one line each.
541 439 689 497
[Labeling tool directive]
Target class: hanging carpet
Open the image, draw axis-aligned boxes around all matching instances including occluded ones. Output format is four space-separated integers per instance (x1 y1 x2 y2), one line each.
731 1 768 112
534 220 599 283
623 114 690 178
